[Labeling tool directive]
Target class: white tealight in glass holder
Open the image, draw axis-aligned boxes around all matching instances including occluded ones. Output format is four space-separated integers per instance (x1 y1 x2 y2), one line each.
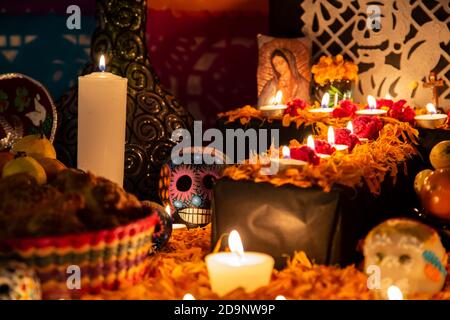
259 90 287 117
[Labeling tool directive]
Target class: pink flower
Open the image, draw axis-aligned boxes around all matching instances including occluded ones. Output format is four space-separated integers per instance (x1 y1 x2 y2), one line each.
284 99 308 116
332 100 357 118
290 146 320 165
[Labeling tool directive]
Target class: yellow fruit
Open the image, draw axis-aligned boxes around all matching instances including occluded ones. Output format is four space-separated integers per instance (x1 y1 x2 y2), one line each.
414 169 433 195
2 153 47 185
420 168 450 221
36 157 66 181
430 140 450 169
0 151 14 173
11 134 56 159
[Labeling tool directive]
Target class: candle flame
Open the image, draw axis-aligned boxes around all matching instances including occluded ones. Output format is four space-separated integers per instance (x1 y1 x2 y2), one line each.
165 205 171 217
426 103 437 114
270 90 283 105
387 285 403 300
327 126 335 145
307 135 315 150
367 95 377 110
183 293 195 300
275 295 287 300
99 54 106 72
229 230 244 256
281 146 290 159
346 121 354 134
385 93 393 100
321 92 330 108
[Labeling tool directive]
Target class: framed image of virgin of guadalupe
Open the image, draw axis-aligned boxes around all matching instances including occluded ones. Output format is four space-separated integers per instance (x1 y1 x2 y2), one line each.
257 34 312 106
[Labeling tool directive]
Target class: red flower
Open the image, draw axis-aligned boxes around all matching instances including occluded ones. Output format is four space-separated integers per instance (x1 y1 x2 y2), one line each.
290 146 320 165
376 99 394 109
353 116 383 140
334 128 361 151
284 99 308 116
386 99 416 124
314 139 335 155
332 100 358 118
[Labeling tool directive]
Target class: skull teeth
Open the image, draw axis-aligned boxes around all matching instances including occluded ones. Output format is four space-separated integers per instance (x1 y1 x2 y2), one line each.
178 208 211 225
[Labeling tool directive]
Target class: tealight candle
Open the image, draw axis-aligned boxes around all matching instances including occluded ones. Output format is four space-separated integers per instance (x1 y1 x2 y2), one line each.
309 92 335 114
328 126 348 152
259 90 287 117
78 55 128 186
270 146 307 172
387 285 403 300
205 230 274 296
414 103 447 129
356 95 387 116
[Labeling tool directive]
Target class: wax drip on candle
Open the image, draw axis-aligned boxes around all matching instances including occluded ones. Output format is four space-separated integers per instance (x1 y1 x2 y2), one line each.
387 285 403 300
99 54 106 72
426 103 437 114
367 95 377 110
321 92 330 108
281 146 290 159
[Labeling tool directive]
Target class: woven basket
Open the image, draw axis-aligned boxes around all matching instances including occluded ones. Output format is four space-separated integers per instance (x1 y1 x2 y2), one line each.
1 213 158 299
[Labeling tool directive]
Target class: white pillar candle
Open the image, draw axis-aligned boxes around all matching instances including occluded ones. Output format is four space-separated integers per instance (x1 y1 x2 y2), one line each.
77 55 128 186
206 230 274 296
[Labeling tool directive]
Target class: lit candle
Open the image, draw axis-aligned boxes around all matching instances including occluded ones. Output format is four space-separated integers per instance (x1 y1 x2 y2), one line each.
387 285 403 300
78 55 128 185
308 134 330 159
385 93 393 100
275 295 287 300
205 230 274 296
356 95 387 116
259 90 287 117
414 103 447 129
328 126 348 152
183 293 195 300
270 146 306 172
309 92 335 114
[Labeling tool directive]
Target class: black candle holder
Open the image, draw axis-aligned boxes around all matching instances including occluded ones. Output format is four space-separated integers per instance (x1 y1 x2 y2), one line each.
54 0 193 201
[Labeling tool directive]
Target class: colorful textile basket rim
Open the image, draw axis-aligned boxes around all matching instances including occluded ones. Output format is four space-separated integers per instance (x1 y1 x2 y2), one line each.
1 213 159 252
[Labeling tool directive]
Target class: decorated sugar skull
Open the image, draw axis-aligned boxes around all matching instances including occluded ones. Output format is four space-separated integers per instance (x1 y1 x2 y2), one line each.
159 147 226 228
0 260 41 300
364 219 447 299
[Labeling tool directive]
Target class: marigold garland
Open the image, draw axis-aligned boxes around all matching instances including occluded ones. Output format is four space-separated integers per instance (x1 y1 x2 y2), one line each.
223 121 418 195
81 226 450 300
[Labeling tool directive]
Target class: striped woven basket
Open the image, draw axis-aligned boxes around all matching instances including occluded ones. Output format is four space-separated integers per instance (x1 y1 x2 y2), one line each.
1 213 158 299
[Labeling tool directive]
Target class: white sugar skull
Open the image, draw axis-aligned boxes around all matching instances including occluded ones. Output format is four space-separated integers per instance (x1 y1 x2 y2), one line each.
364 219 447 299
0 260 41 300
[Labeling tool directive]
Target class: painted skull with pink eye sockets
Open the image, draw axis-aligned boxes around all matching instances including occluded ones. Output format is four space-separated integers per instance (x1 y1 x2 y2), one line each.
159 147 226 228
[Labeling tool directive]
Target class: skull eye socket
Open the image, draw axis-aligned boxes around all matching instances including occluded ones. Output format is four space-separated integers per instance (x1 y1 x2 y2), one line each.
357 19 366 31
376 252 384 262
0 284 11 296
202 174 216 190
399 254 411 264
176 175 192 192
